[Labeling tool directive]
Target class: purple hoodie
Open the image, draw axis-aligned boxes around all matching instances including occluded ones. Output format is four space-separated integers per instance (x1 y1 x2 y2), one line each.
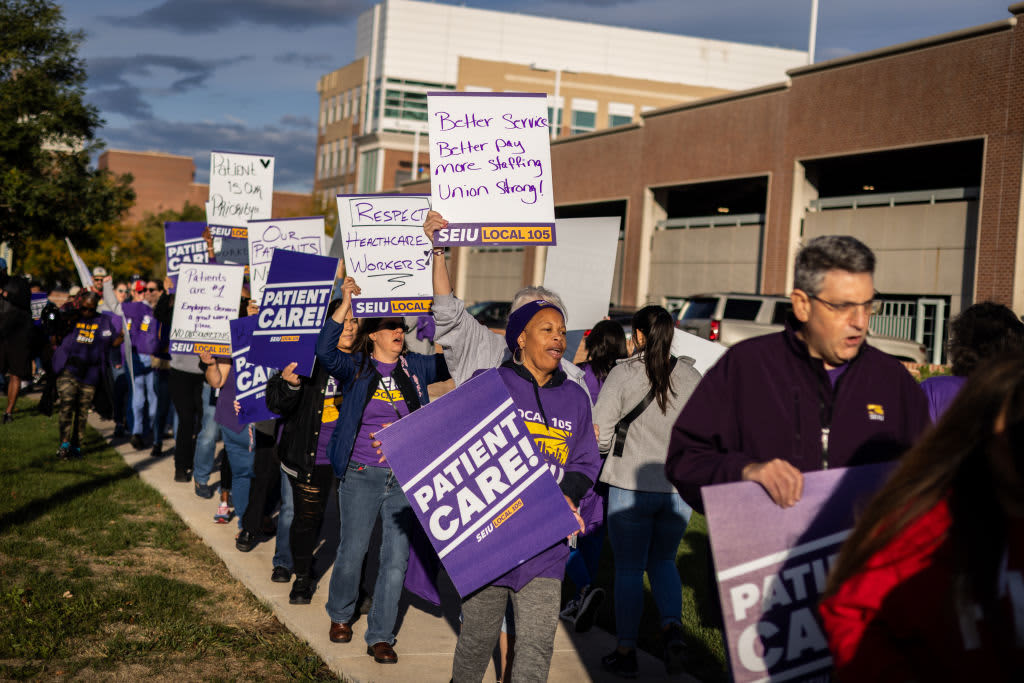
121 301 160 355
485 363 601 591
666 318 930 512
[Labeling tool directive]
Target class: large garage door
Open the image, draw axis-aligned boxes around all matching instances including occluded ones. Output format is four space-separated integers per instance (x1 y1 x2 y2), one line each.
460 247 525 304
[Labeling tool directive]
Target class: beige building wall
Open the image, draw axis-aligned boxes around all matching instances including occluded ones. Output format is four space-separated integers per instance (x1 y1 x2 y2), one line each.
802 201 977 313
314 58 367 204
456 57 729 136
648 224 763 301
460 248 526 304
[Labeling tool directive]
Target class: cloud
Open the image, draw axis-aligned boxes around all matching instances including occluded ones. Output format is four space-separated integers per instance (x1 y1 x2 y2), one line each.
273 52 335 68
279 114 314 129
103 0 368 34
85 54 251 120
99 117 316 192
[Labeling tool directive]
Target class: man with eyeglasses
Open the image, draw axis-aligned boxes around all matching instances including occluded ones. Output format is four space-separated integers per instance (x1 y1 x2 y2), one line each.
666 235 929 511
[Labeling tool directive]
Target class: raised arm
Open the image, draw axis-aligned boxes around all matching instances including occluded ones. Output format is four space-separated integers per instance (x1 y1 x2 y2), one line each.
316 277 358 382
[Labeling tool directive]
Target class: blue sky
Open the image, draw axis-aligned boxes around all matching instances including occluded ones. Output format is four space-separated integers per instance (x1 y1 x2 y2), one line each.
62 0 1013 193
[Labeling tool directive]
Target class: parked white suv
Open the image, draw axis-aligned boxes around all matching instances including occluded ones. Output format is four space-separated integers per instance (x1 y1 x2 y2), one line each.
675 293 928 363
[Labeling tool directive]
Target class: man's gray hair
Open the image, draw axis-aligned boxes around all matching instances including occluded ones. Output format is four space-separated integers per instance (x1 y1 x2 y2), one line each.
793 235 875 296
510 286 568 326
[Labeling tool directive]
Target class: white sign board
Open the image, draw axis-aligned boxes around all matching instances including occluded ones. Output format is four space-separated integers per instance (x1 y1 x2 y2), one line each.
336 194 433 317
671 329 728 376
543 217 620 331
427 92 555 247
247 216 326 305
168 264 244 357
208 150 274 230
205 199 250 265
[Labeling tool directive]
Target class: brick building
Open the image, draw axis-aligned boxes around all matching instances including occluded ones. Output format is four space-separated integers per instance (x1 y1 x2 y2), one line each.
405 4 1024 363
99 149 313 223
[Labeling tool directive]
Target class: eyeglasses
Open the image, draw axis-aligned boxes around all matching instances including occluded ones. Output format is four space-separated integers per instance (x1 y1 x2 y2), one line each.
116 288 127 294
809 294 882 316
146 287 158 292
376 321 407 332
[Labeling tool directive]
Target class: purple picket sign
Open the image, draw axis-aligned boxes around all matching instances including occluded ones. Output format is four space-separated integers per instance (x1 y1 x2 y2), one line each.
702 463 894 682
351 296 433 318
377 369 580 597
230 316 280 425
247 249 338 377
164 221 209 290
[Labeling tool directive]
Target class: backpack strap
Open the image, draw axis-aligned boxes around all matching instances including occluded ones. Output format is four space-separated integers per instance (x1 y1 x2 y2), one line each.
610 357 677 458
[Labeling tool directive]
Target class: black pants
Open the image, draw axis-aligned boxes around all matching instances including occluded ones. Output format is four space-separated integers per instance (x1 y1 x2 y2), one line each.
168 369 204 475
241 428 281 534
287 464 336 578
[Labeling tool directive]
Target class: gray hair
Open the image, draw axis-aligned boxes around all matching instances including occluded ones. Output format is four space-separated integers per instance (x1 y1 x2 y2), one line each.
793 235 875 296
510 285 568 326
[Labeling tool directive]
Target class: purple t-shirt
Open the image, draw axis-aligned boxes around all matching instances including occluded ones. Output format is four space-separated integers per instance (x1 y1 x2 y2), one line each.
53 314 119 386
350 360 410 467
579 362 603 402
214 368 245 434
827 363 848 387
121 301 160 355
921 374 967 423
316 376 344 466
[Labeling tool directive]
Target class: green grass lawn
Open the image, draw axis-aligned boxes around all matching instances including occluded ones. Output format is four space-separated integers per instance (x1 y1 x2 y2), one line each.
562 510 728 681
0 398 339 681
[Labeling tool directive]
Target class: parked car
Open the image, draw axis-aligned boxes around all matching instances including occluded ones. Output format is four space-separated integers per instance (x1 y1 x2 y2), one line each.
466 300 511 329
675 293 928 363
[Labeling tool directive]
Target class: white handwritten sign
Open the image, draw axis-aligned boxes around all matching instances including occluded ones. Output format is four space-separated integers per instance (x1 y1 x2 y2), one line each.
428 92 555 247
168 264 245 357
336 194 433 317
246 216 326 305
208 151 274 231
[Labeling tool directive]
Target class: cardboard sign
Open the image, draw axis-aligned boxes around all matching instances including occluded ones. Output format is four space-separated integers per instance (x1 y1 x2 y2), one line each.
230 316 280 424
336 194 434 317
543 217 620 331
703 464 893 682
377 369 580 597
248 249 337 376
168 263 244 356
207 150 274 230
64 237 93 289
427 92 556 247
247 216 326 305
164 221 209 290
671 329 728 376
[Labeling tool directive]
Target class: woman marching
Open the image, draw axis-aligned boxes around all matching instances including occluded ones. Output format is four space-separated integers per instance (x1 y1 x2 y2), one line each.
593 305 702 677
316 277 449 664
422 211 602 682
265 284 359 604
820 354 1024 681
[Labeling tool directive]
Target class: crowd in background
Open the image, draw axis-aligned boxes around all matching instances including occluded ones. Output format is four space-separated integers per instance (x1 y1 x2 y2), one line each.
1 214 1023 681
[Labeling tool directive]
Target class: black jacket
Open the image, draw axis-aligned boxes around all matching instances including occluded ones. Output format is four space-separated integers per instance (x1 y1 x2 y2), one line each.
266 361 334 484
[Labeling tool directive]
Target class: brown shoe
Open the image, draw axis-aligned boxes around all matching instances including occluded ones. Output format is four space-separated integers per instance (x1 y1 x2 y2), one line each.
367 641 398 663
329 621 352 643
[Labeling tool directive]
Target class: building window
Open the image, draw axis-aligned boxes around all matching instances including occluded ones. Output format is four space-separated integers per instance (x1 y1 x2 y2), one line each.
353 86 361 123
571 98 597 135
359 149 379 193
608 102 635 127
340 138 348 173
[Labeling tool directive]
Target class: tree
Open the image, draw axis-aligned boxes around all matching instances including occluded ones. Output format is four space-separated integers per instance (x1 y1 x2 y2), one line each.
0 0 134 252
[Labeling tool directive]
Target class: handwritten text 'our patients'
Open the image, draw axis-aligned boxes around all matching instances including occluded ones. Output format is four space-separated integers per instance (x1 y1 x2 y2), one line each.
432 111 548 205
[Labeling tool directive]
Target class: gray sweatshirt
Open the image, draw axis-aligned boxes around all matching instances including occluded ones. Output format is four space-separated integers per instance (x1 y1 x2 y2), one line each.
431 293 592 402
594 354 701 493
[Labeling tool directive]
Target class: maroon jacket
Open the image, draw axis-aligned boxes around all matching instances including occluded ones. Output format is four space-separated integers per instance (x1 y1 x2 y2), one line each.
666 318 929 512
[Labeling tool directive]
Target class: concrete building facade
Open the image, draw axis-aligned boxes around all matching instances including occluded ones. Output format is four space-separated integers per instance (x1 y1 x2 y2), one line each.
312 0 807 204
404 5 1024 364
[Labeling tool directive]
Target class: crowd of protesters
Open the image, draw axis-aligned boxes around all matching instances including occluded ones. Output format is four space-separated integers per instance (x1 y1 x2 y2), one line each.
2 212 1023 681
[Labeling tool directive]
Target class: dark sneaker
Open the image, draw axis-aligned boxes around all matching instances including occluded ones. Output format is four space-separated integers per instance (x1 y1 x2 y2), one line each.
174 469 191 483
235 530 257 552
71 446 83 459
3 412 13 424
663 622 693 675
150 441 162 457
194 482 215 499
573 586 604 634
129 434 146 450
271 566 292 583
601 649 638 679
289 575 314 604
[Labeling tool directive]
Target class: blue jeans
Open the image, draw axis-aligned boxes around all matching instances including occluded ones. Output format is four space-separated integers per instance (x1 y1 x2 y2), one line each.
131 354 157 436
566 524 605 595
220 425 253 529
153 368 173 439
272 469 294 571
193 384 219 485
112 364 132 432
607 486 692 648
325 464 413 646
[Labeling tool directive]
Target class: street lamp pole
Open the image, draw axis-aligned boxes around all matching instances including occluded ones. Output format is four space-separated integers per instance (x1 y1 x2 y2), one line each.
551 68 561 141
808 0 819 64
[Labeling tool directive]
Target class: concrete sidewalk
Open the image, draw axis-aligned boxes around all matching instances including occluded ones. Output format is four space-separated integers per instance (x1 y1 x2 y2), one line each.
92 413 695 682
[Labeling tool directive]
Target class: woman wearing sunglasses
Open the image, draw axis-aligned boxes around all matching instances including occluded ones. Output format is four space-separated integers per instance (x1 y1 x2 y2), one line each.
315 277 450 665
